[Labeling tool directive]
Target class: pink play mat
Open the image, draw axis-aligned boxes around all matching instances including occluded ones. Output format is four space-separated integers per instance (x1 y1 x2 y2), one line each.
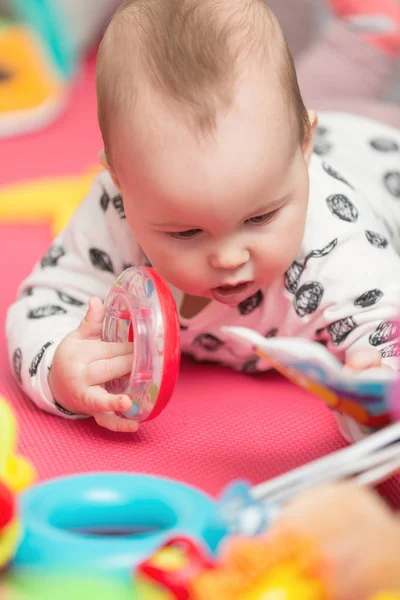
1 54 399 504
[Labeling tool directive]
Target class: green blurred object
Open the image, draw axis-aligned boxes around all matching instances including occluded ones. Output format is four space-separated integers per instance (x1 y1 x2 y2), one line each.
1 571 135 600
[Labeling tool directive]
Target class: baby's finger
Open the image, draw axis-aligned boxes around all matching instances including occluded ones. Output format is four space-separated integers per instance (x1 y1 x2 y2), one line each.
94 412 139 433
97 341 134 360
75 297 105 341
81 386 132 414
86 354 133 386
346 348 383 371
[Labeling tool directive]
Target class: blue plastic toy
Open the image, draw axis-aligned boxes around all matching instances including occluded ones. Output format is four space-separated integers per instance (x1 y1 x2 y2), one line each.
15 473 224 581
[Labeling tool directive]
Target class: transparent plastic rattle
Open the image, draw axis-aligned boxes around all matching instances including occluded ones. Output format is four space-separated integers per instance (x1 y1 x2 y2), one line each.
102 267 181 421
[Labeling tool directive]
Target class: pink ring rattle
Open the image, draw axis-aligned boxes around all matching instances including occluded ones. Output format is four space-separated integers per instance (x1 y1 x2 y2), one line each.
102 267 181 421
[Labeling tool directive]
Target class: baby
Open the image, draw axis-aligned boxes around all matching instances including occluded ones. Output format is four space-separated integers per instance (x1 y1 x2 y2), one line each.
6 0 400 440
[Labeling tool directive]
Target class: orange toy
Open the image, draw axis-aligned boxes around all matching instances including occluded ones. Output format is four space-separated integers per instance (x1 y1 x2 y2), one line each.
136 482 400 600
0 22 66 138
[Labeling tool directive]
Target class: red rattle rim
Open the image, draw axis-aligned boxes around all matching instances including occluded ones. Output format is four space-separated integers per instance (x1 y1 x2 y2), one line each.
144 268 181 421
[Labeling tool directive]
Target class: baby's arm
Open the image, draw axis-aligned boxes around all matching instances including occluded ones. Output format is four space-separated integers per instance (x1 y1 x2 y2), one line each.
6 173 141 430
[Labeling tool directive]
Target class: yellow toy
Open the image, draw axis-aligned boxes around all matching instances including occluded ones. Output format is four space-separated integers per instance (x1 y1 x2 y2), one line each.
0 167 100 237
0 22 66 139
0 395 36 493
136 482 400 600
0 395 35 569
191 532 327 600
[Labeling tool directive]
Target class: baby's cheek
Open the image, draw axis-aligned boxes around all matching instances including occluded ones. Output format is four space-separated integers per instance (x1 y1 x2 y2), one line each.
153 247 204 286
256 231 300 277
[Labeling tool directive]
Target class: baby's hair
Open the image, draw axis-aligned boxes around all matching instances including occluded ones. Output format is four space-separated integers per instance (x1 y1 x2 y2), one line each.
97 0 310 160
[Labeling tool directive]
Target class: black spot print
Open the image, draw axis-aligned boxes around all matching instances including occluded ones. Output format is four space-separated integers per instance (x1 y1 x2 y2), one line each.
328 317 357 346
29 341 53 377
100 190 110 212
294 282 324 318
365 230 388 249
89 248 114 273
322 162 353 188
354 289 383 308
306 239 338 261
112 194 126 219
370 138 399 153
238 290 264 316
380 343 400 358
21 287 34 297
53 400 76 417
369 321 400 347
285 240 338 295
242 358 260 373
12 349 22 384
180 324 189 331
314 126 332 156
56 291 85 306
265 328 278 338
314 141 332 157
193 333 224 351
384 171 400 199
285 261 304 294
27 305 67 319
41 245 65 268
326 194 358 223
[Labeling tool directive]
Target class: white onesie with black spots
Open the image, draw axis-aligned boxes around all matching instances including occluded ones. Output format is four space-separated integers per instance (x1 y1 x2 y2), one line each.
6 113 400 441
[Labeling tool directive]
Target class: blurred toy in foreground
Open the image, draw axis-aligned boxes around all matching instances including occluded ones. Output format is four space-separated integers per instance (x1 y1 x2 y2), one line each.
0 0 119 138
389 373 400 422
0 396 35 570
136 483 400 600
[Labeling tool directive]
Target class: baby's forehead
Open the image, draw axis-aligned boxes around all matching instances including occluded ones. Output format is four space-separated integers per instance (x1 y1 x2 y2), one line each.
116 72 296 180
97 0 304 159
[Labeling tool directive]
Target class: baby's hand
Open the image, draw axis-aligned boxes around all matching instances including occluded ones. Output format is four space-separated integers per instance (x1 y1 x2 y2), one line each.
345 348 393 373
48 297 138 432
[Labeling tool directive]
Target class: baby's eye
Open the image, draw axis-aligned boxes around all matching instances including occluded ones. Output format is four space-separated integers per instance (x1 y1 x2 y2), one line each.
169 229 202 240
246 212 274 225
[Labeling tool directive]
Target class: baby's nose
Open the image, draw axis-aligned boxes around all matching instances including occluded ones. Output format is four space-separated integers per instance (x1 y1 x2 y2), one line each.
210 247 250 270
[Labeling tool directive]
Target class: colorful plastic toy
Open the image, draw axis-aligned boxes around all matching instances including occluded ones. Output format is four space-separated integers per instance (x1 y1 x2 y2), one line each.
389 368 400 421
0 0 119 137
136 530 400 600
0 396 35 570
0 396 36 494
15 473 219 580
135 537 215 599
224 327 397 430
102 267 181 421
135 532 327 600
1 573 134 600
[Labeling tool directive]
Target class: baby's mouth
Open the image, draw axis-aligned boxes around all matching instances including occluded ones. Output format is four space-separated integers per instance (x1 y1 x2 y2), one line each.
211 281 252 302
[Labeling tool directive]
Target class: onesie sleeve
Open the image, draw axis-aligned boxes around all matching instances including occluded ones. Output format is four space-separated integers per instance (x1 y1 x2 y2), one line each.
284 158 400 371
5 172 143 417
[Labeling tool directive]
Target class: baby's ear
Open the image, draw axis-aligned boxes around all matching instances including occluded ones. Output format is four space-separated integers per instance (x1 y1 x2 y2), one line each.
302 111 318 165
98 150 121 190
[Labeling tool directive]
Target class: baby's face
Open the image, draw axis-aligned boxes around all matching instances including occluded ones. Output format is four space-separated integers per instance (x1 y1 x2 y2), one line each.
113 74 313 306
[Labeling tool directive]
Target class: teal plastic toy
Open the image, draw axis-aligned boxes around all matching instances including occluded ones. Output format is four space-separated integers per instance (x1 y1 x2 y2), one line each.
12 0 77 78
